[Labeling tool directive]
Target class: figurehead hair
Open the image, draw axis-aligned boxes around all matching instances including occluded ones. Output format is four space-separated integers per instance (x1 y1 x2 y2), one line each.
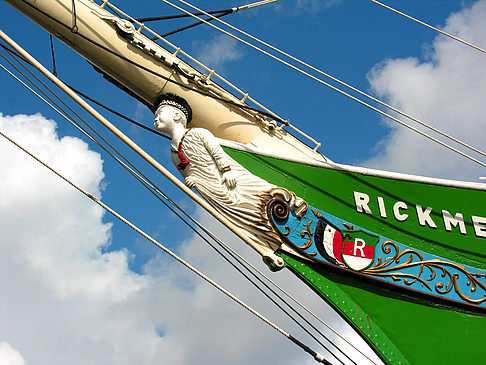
153 93 192 124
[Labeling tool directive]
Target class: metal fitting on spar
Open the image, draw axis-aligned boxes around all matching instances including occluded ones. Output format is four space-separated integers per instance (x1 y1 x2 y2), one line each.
97 10 196 78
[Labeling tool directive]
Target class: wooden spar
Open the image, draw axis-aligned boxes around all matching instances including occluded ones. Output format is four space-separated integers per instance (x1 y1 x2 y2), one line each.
0 28 284 268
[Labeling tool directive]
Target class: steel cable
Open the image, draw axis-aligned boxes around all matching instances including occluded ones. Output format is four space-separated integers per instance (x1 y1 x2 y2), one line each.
0 42 375 364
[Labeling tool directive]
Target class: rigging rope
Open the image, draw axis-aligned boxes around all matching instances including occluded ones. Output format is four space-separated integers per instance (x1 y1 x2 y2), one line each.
0 41 376 364
13 0 486 169
136 8 234 23
157 10 232 38
49 35 57 76
236 0 282 11
0 50 146 191
0 126 331 365
0 51 336 362
168 0 486 166
0 41 170 143
67 84 170 140
136 1 281 23
369 0 486 55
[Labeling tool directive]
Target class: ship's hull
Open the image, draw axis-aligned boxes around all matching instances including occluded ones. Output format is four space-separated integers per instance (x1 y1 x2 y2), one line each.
225 146 486 365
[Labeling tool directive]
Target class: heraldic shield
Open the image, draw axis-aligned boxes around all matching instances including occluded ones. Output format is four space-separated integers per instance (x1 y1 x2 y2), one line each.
341 229 379 271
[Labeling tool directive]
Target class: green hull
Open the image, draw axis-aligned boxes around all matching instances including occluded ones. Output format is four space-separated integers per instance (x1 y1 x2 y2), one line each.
226 147 486 365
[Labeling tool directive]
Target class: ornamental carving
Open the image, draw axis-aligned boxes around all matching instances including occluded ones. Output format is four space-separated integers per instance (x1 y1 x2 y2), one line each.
267 196 486 309
364 241 486 304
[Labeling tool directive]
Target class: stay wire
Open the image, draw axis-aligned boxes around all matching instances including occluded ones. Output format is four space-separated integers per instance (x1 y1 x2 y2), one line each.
0 126 331 365
16 0 486 168
369 0 486 55
0 43 334 358
0 44 364 364
137 0 280 22
136 8 233 22
0 42 372 362
236 0 282 11
0 43 146 178
157 11 232 39
168 0 486 164
49 34 57 76
65 84 170 140
6 36 168 139
141 0 281 37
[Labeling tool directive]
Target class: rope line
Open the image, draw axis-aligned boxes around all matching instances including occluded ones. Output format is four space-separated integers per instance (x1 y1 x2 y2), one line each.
0 45 143 174
0 126 330 364
136 9 234 23
170 0 486 163
236 0 282 11
21 0 486 169
0 46 372 364
49 35 57 76
370 0 486 55
158 10 232 38
0 41 169 141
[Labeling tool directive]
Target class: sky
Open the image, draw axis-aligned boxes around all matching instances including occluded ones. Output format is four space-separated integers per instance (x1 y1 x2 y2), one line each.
0 0 485 364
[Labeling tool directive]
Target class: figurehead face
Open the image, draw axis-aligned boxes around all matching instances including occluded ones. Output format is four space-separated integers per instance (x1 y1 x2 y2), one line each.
153 93 192 132
154 104 188 134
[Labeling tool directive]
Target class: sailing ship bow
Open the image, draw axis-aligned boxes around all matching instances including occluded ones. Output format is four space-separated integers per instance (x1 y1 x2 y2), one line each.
3 1 486 364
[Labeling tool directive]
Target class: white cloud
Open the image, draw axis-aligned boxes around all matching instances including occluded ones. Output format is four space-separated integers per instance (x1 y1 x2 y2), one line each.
0 113 156 364
194 34 243 71
0 342 25 365
0 113 380 364
363 0 486 181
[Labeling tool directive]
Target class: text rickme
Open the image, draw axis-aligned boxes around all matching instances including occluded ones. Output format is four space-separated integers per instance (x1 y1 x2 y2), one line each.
353 191 486 239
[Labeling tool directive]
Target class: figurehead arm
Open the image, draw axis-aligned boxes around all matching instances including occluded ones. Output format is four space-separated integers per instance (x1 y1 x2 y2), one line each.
198 128 237 189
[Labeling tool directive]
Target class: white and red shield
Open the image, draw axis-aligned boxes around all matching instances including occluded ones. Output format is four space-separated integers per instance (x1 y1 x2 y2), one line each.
341 230 379 271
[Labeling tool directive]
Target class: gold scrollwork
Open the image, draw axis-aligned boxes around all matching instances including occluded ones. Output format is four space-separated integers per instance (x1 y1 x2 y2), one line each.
298 220 313 250
364 241 486 304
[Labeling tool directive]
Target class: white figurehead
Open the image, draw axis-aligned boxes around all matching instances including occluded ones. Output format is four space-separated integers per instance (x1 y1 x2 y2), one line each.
153 93 288 252
153 93 237 189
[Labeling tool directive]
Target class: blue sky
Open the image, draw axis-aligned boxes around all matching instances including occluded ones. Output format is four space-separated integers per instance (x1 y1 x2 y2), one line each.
0 1 485 364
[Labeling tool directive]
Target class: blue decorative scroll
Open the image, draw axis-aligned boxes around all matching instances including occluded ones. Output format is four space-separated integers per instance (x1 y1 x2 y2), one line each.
267 197 486 309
